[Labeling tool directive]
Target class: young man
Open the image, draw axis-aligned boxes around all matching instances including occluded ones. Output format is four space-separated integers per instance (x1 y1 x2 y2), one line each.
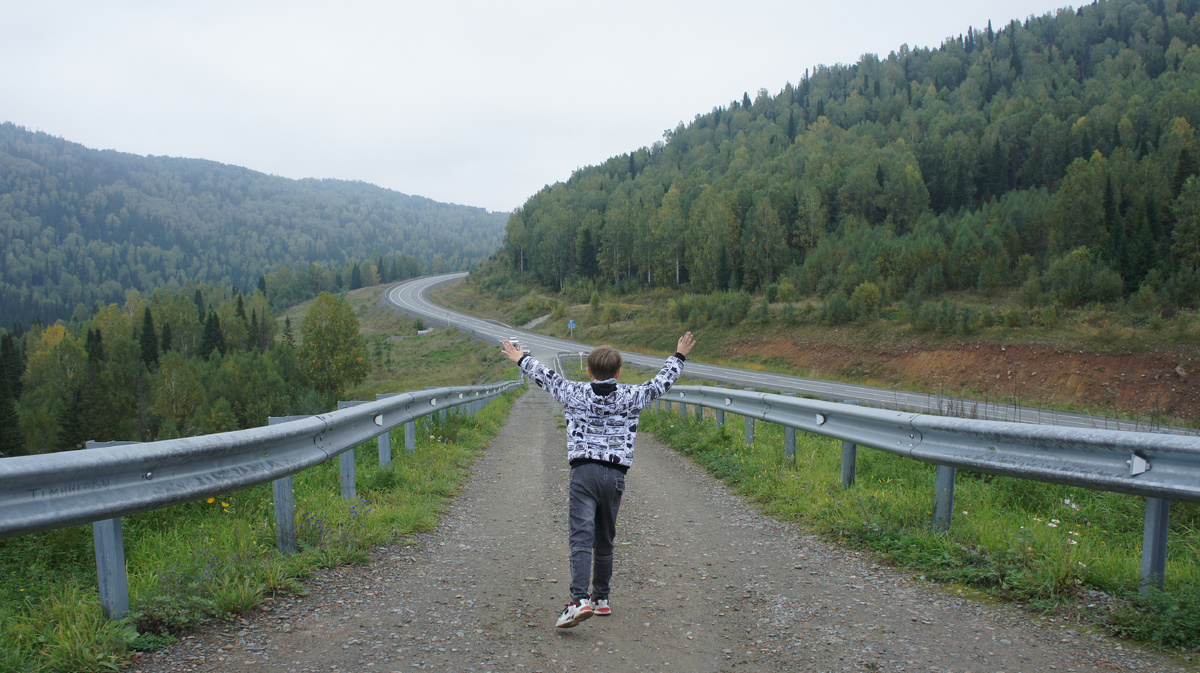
500 332 696 628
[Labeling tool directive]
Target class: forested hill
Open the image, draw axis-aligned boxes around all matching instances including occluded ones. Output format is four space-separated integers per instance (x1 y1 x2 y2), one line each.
0 123 507 328
503 0 1200 312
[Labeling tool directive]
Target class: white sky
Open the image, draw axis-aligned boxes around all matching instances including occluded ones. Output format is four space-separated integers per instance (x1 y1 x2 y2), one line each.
1 1 1061 213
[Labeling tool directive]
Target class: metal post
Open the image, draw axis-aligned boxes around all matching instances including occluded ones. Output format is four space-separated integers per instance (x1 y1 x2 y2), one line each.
92 517 129 619
695 403 704 422
933 465 956 532
784 426 796 464
679 401 688 421
665 399 672 412
1140 498 1171 593
85 440 133 619
405 420 416 454
272 476 297 554
377 429 391 467
841 401 860 488
841 440 857 488
743 389 755 445
340 449 356 501
265 418 304 554
716 408 725 426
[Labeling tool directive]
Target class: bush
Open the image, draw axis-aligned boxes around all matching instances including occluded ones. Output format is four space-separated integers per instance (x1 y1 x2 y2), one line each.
823 290 853 324
850 282 882 321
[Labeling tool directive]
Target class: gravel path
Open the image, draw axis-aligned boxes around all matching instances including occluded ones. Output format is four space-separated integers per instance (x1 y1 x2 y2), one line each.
128 388 1184 673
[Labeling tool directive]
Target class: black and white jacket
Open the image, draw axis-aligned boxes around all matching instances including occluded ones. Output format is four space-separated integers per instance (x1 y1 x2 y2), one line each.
517 352 685 471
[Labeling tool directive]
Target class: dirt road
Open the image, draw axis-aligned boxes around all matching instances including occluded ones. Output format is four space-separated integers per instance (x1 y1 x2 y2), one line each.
130 388 1182 673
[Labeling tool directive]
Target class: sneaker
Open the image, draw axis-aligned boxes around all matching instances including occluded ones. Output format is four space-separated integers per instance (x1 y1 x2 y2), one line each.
592 598 610 616
555 599 593 628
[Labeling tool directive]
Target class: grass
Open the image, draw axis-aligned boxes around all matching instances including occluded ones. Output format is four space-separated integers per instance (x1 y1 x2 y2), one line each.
0 290 524 673
641 407 1200 654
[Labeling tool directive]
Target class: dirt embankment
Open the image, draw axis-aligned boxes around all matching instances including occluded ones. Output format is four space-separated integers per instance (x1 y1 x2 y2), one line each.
728 337 1200 425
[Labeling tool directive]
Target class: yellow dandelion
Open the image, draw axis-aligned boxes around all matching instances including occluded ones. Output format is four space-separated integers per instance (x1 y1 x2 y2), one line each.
207 497 215 504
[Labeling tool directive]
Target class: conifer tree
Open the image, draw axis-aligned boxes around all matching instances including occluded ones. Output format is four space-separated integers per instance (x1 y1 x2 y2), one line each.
200 311 223 359
160 322 172 353
140 308 158 369
0 376 21 457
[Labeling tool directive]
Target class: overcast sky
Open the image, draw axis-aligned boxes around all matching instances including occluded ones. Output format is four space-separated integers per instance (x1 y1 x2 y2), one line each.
2 1 1061 213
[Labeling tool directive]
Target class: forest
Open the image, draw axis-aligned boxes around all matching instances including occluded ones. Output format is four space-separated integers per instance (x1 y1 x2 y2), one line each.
0 283 369 457
498 0 1200 319
0 123 507 330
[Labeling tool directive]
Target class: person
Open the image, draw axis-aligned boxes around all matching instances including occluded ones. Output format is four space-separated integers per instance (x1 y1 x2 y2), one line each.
500 332 696 628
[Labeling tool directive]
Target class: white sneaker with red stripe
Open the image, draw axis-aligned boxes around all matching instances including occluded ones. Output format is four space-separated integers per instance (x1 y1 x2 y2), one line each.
592 598 610 616
555 598 593 628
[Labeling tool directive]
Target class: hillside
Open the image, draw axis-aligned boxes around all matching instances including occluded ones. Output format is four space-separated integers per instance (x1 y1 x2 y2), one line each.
497 0 1200 316
0 123 507 328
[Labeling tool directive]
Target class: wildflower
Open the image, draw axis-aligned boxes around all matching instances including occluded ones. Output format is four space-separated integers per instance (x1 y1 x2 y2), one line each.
962 511 968 515
221 502 229 508
1047 522 1058 528
207 497 215 504
1068 539 1077 545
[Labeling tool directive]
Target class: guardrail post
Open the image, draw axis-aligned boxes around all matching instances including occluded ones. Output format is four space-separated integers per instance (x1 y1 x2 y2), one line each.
85 440 133 619
340 450 356 501
716 408 725 426
782 394 796 464
265 419 302 553
841 401 860 488
336 402 362 501
695 403 704 422
679 401 688 421
665 399 672 412
743 388 755 445
93 517 129 619
377 429 391 467
405 421 416 453
1140 498 1171 593
933 465 956 532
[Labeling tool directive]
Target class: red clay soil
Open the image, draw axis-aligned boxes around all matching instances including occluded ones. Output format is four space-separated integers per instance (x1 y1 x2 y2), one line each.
726 337 1200 425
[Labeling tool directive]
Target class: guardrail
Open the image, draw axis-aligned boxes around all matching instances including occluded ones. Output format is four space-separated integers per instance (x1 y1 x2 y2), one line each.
0 379 522 619
655 386 1200 594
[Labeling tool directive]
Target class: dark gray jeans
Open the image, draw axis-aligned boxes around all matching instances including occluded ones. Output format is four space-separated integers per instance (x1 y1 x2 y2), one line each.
568 462 625 601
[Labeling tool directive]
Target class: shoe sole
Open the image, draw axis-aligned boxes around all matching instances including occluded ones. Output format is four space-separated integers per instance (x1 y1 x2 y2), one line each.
594 608 610 616
556 609 594 628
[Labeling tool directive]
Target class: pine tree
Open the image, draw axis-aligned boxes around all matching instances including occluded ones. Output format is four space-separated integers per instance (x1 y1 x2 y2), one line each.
257 275 267 296
200 311 223 359
248 310 260 350
85 328 105 362
0 376 22 457
0 332 21 399
194 289 205 321
350 263 363 290
140 308 159 369
160 322 172 353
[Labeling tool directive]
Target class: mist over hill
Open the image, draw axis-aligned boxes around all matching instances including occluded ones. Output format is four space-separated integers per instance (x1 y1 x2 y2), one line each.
0 123 507 328
499 0 1200 315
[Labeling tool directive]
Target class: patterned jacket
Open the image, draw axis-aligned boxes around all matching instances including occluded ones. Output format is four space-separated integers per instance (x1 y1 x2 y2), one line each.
517 353 685 470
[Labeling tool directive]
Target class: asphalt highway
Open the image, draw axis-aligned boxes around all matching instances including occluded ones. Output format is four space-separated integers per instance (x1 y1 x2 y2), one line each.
385 273 1167 433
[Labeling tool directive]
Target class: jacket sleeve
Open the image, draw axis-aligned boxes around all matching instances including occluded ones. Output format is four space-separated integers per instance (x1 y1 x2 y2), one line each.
630 354 684 408
517 356 576 406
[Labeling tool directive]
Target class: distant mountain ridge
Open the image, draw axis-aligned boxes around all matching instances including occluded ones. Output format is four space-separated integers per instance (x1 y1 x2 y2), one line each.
0 122 507 328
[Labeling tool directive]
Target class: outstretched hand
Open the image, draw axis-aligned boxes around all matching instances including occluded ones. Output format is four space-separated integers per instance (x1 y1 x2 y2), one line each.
500 339 524 363
677 331 696 358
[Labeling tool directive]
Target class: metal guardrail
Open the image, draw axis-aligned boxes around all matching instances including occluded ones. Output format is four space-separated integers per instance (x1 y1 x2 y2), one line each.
0 379 522 618
657 385 1200 593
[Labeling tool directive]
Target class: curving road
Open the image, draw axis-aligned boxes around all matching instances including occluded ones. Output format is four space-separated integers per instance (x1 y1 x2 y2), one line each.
387 273 1164 432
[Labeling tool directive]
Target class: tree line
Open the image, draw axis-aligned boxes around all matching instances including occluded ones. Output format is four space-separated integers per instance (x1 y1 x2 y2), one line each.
0 285 368 457
499 0 1200 314
0 123 507 330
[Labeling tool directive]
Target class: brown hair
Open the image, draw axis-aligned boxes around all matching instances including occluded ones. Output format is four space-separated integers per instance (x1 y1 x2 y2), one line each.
587 346 622 380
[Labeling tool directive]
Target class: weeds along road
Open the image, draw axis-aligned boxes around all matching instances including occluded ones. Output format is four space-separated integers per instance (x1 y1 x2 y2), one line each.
130 387 1180 673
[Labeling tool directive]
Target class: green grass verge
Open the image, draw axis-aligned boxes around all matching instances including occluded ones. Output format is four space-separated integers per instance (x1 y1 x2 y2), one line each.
642 408 1200 653
0 388 523 673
